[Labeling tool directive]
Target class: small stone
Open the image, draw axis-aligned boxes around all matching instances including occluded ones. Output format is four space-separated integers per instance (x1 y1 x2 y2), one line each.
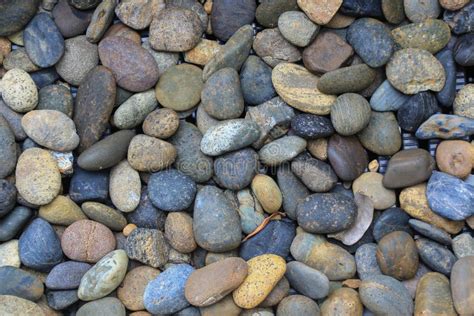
240 56 276 106
372 207 413 242
127 134 177 172
353 172 396 210
122 223 137 237
409 219 452 246
78 250 128 301
0 207 33 242
285 261 329 299
37 84 73 117
451 256 474 315
52 0 92 38
0 117 16 179
317 64 377 95
142 108 179 139
77 297 126 316
404 0 441 23
214 148 258 190
277 295 320 316
3 48 40 72
1 68 38 113
0 240 20 268
452 233 474 258
416 114 474 139
256 0 299 28
184 39 221 66
0 295 44 315
392 19 451 54
45 261 91 290
370 80 411 112
416 238 457 275
328 135 368 181
259 136 306 166
86 0 116 43
278 11 319 47
398 92 440 132
109 160 140 213
115 0 163 30
211 0 255 41
81 202 127 231
291 155 338 192
415 272 457 316
253 28 301 67
117 266 161 311
0 266 44 301
454 84 474 118
321 288 363 315
148 169 196 212
39 195 87 226
307 138 328 161
165 212 196 253
386 48 445 94
291 114 334 139
251 174 282 214
355 243 383 280
126 228 170 268
357 111 402 156
382 0 405 23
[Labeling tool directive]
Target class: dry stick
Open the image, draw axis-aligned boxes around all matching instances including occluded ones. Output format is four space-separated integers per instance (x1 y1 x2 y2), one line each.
242 212 286 242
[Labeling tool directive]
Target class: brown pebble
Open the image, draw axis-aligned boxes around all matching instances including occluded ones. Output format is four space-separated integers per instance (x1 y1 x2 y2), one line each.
436 140 473 178
123 224 137 237
165 212 197 254
117 266 160 311
142 108 180 139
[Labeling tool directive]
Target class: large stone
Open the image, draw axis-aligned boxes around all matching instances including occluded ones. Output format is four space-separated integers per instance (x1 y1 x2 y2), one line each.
277 168 309 220
404 0 441 23
291 155 338 192
415 272 457 316
45 261 91 290
258 136 306 166
370 80 411 112
278 11 319 47
115 0 163 30
39 195 87 226
214 148 258 190
69 167 109 203
416 238 457 275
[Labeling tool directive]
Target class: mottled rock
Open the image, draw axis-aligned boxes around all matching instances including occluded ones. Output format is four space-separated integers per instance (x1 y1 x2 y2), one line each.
39 195 87 226
454 84 474 118
277 11 318 48
317 64 377 95
127 134 176 172
127 187 166 230
291 155 338 192
340 0 383 17
165 212 196 253
0 266 44 301
415 272 457 316
3 47 40 72
115 0 163 30
0 240 20 268
392 19 451 54
148 169 196 212
355 243 383 280
1 68 38 113
321 288 363 315
416 238 457 275
382 0 405 23
126 228 170 268
291 114 334 139
416 114 474 139
184 39 221 66
253 28 301 67
404 0 441 23
443 1 474 35
77 297 126 316
86 0 116 43
142 108 179 139
37 84 73 117
297 0 342 25
0 295 44 315
81 202 127 231
69 167 109 203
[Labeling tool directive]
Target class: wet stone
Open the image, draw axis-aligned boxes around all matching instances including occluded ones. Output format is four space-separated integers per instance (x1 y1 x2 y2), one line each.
398 92 440 132
372 207 413 242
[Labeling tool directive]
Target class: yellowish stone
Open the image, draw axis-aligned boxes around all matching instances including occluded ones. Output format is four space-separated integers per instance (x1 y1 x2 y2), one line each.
307 138 328 160
184 39 221 66
39 195 87 226
352 172 396 210
454 84 474 119
251 174 282 214
0 295 45 316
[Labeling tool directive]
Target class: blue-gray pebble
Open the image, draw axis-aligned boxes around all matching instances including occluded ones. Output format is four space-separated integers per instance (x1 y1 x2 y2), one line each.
69 167 109 204
45 261 92 290
370 80 410 112
126 187 166 230
0 206 33 241
435 49 457 107
46 290 79 310
240 55 276 105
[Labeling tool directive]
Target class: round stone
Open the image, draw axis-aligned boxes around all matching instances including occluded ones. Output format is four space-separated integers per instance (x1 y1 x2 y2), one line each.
277 295 321 316
353 172 396 210
143 108 179 139
211 0 255 41
328 135 368 181
0 0 41 37
127 134 177 172
415 272 457 316
404 0 441 23
397 92 440 132
258 136 307 167
117 266 161 311
285 261 329 299
165 212 196 253
320 288 363 315
317 64 377 95
291 155 338 192
148 169 196 212
251 174 282 214
372 207 413 242
214 148 258 190
436 140 473 178
240 56 276 105
0 117 16 180
37 85 74 117
278 11 319 47
1 68 38 113
110 160 141 213
155 64 203 112
451 256 474 315
331 93 371 136
81 202 127 231
253 28 301 67
357 111 402 156
291 114 334 139
39 195 87 226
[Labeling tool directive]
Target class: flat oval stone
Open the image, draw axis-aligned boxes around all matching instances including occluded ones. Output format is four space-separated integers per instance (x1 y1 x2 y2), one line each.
436 140 473 178
357 111 402 156
77 297 126 316
144 265 195 315
21 110 79 151
185 257 248 307
360 275 414 316
214 148 258 190
0 179 16 217
355 243 383 280
251 174 282 214
211 0 255 41
0 266 43 301
256 0 299 28
39 195 87 226
297 193 357 234
148 169 196 212
259 135 306 166
398 92 440 132
0 207 32 242
297 0 342 25
386 48 445 94
291 114 334 139
127 134 176 172
69 167 109 203
278 11 319 47
126 228 169 268
37 84 73 117
392 19 451 54
416 114 474 139
277 168 309 220
19 218 62 271
78 250 129 301
347 18 395 67
74 66 116 153
353 172 396 210
86 0 116 43
454 84 474 118
285 261 329 299
340 0 383 17
404 0 440 22
81 202 127 231
292 155 337 192
409 219 452 245
240 56 275 106
165 212 196 253
1 68 38 113
317 64 377 95
99 36 158 92
451 256 474 315
143 108 179 139
436 49 457 107
370 80 410 112
0 116 16 179
109 160 141 213
52 0 93 38
415 272 457 316
0 100 27 141
24 13 64 68
150 7 203 52
0 0 41 37
0 295 44 315
416 238 457 275
193 186 241 252
16 148 61 206
45 261 91 290
328 134 368 181
201 68 244 120
277 295 320 316
253 28 301 67
373 207 413 242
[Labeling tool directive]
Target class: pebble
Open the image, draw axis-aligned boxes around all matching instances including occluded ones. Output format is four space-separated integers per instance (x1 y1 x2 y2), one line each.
359 275 414 316
86 0 116 43
126 228 170 268
98 36 158 92
277 295 320 316
0 207 33 242
251 174 282 213
214 148 258 190
200 294 242 316
436 49 457 107
415 272 457 315
347 18 395 67
0 100 27 141
55 35 98 86
150 7 203 52
165 212 197 253
451 256 474 315
184 38 221 66
382 0 405 23
78 249 128 301
3 47 40 72
290 229 356 280
416 114 474 139
1 68 38 113
233 189 264 235
69 0 101 10
0 295 44 315
353 172 396 210
291 154 338 192
127 187 166 230
404 0 441 23
115 0 163 30
285 261 329 299
46 290 79 310
24 13 64 68
416 238 457 275
297 0 342 25
297 193 357 234
193 186 241 252
77 297 126 316
355 243 383 280
0 240 20 268
0 116 16 179
39 195 87 226
259 136 306 167
440 0 470 10
81 202 127 231
291 114 334 139
340 0 383 17
328 135 368 181
277 167 309 220
240 56 276 105
452 233 474 258
15 148 61 206
454 84 474 118
0 0 40 37
240 219 295 260
21 110 80 151
109 160 140 212
392 19 451 54
398 92 440 132
30 68 60 90
45 261 91 290
143 108 179 139
278 11 318 47
386 48 445 94
148 169 196 212
357 111 402 156
303 31 352 75
0 266 44 301
372 207 413 242
19 218 63 271
144 264 195 314
322 288 364 315
77 130 135 171
73 66 116 153
211 0 255 41
117 266 161 311
370 80 411 112
443 2 474 35
127 134 177 172
69 167 109 203
317 64 377 95
410 219 453 246
155 64 202 112
255 0 298 28
260 276 289 307
233 254 286 309
253 28 301 67
52 0 93 38
37 85 73 117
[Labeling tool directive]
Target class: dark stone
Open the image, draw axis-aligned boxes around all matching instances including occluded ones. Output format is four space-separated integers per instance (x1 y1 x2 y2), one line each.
255 0 298 28
37 84 74 117
45 261 92 290
327 135 368 182
415 238 457 275
296 193 357 234
436 49 457 107
240 56 276 105
19 218 63 272
408 219 452 245
214 148 258 190
24 13 65 68
347 17 394 68
127 187 167 230
68 0 101 10
291 114 334 139
372 208 413 242
398 92 440 132
0 0 40 36
148 169 197 212
0 115 16 179
454 33 474 66
73 66 116 153
426 171 474 221
285 261 329 300
0 180 17 218
69 167 109 204
77 130 136 171
52 0 93 38
30 68 60 89
239 219 295 260
416 114 474 139
443 2 474 35
211 0 256 41
0 266 44 301
340 0 384 18
0 206 33 241
0 100 27 141
46 290 79 310
277 167 309 220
